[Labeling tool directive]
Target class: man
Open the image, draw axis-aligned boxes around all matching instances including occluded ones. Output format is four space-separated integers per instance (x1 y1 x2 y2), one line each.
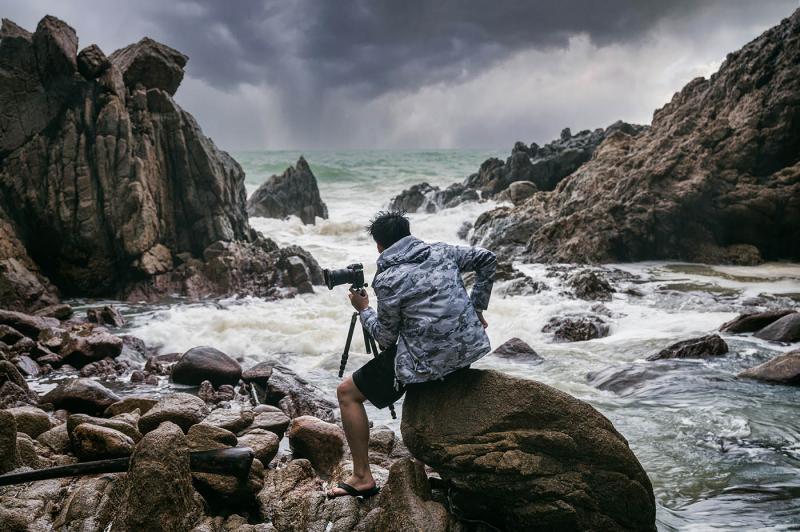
328 210 496 498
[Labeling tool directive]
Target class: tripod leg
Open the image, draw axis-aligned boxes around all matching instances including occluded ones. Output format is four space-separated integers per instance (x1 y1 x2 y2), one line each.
339 312 359 378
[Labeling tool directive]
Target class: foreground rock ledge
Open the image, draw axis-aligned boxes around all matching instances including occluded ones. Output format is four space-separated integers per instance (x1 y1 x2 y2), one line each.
401 369 656 531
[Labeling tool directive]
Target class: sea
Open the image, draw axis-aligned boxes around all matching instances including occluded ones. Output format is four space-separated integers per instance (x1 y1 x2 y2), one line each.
79 150 800 530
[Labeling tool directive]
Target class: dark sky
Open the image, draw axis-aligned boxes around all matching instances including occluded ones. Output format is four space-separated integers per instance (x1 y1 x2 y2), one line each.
3 1 798 149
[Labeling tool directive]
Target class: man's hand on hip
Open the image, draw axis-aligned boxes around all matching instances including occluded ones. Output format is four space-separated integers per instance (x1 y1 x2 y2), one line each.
477 311 488 329
349 288 369 312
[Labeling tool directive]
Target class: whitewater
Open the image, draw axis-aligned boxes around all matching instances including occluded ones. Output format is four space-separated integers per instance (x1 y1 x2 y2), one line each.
111 150 799 530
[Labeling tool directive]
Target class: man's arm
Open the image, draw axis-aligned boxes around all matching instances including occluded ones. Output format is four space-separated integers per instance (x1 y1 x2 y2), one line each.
450 245 497 312
350 287 401 348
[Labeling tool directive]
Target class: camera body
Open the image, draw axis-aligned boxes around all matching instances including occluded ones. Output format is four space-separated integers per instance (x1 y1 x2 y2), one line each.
323 263 367 290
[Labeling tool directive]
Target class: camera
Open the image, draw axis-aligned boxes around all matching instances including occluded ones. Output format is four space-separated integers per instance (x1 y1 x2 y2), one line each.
323 263 366 290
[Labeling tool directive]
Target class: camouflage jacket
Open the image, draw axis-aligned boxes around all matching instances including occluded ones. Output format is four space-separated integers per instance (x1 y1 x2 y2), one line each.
359 235 496 384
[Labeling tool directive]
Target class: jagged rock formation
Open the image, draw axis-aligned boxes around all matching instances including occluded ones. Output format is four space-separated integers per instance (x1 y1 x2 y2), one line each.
387 182 479 213
0 16 321 312
247 156 328 225
472 10 800 264
402 369 656 531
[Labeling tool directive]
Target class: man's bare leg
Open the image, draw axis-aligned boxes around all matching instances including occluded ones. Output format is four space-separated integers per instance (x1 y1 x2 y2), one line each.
329 376 376 496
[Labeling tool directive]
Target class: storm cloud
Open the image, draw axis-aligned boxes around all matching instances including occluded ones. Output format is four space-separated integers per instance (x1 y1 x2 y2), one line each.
3 0 799 148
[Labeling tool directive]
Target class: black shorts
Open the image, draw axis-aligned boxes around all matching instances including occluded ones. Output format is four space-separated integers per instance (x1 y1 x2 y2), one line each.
352 345 406 409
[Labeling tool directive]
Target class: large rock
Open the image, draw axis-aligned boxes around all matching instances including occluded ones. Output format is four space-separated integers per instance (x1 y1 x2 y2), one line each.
754 313 800 343
59 324 123 367
6 406 52 438
720 309 797 333
247 156 328 225
0 310 58 338
72 423 135 460
138 392 210 434
0 410 20 474
491 337 543 361
543 315 609 342
241 407 291 438
264 364 338 422
39 378 120 414
237 429 280 465
402 369 656 531
108 37 187 95
171 346 242 386
647 334 728 361
286 415 345 475
0 16 322 310
68 413 142 444
111 422 203 531
471 11 800 263
738 351 800 384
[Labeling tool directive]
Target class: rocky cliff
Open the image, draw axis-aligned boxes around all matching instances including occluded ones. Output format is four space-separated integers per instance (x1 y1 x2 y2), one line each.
0 16 321 311
247 156 328 225
473 9 800 264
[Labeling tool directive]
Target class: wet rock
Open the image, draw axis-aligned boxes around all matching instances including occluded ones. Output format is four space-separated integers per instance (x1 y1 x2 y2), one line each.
68 413 142 444
586 363 674 396
0 324 23 344
754 313 800 343
568 270 615 301
456 221 472 240
145 351 181 375
242 362 274 384
111 422 203 531
0 380 39 409
36 424 71 453
241 407 291 438
72 423 135 460
738 350 800 384
388 182 480 213
247 156 328 225
138 393 210 434
543 315 610 342
60 324 123 367
0 410 20 473
287 415 345 475
491 337 543 361
33 303 73 320
265 364 338 422
86 305 125 327
202 407 255 433
40 378 120 414
194 457 265 511
238 429 280 465
402 369 656 531
104 396 158 416
0 309 59 338
14 355 40 377
508 180 538 205
256 459 323 529
720 309 797 333
7 406 52 438
171 346 242 387
370 458 455 532
647 334 729 361
186 423 237 450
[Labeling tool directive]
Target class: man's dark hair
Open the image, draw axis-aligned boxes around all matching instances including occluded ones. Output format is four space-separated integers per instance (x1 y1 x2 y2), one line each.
368 210 411 249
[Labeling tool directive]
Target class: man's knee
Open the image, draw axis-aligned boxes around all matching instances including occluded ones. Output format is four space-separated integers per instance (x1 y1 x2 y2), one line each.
336 377 362 403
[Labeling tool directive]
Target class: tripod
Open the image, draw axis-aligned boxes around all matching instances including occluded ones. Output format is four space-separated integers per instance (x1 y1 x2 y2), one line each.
339 312 397 419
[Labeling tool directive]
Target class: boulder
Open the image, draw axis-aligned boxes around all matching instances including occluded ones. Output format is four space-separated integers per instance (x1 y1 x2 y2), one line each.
402 369 655 531
568 270 614 301
738 351 800 384
0 410 20 474
264 364 337 422
0 324 23 344
508 180 538 205
647 334 728 361
247 156 328 225
388 182 480 214
111 422 203 531
470 11 800 264
76 44 110 79
138 393 210 434
6 406 52 438
15 355 40 377
720 309 797 333
201 407 255 433
67 413 142 444
491 337 543 361
241 408 291 438
72 423 135 460
0 310 58 338
86 305 125 327
241 362 273 384
543 315 609 342
36 424 71 453
108 37 187 95
754 313 800 343
104 396 158 416
59 325 123 367
287 415 345 475
33 303 73 320
171 346 242 387
237 429 280 464
186 423 237 450
40 378 120 414
256 459 324 529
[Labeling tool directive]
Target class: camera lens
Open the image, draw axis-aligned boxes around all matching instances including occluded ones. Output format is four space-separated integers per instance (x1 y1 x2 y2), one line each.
323 267 354 290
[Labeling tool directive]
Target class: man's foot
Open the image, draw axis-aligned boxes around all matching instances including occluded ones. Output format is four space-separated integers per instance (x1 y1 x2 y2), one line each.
326 475 379 499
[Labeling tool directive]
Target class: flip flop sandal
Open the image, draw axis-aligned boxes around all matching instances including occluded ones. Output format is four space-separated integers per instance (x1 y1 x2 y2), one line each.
326 481 381 499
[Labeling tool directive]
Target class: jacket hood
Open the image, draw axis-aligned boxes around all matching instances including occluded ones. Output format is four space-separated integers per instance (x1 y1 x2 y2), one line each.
376 235 430 272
